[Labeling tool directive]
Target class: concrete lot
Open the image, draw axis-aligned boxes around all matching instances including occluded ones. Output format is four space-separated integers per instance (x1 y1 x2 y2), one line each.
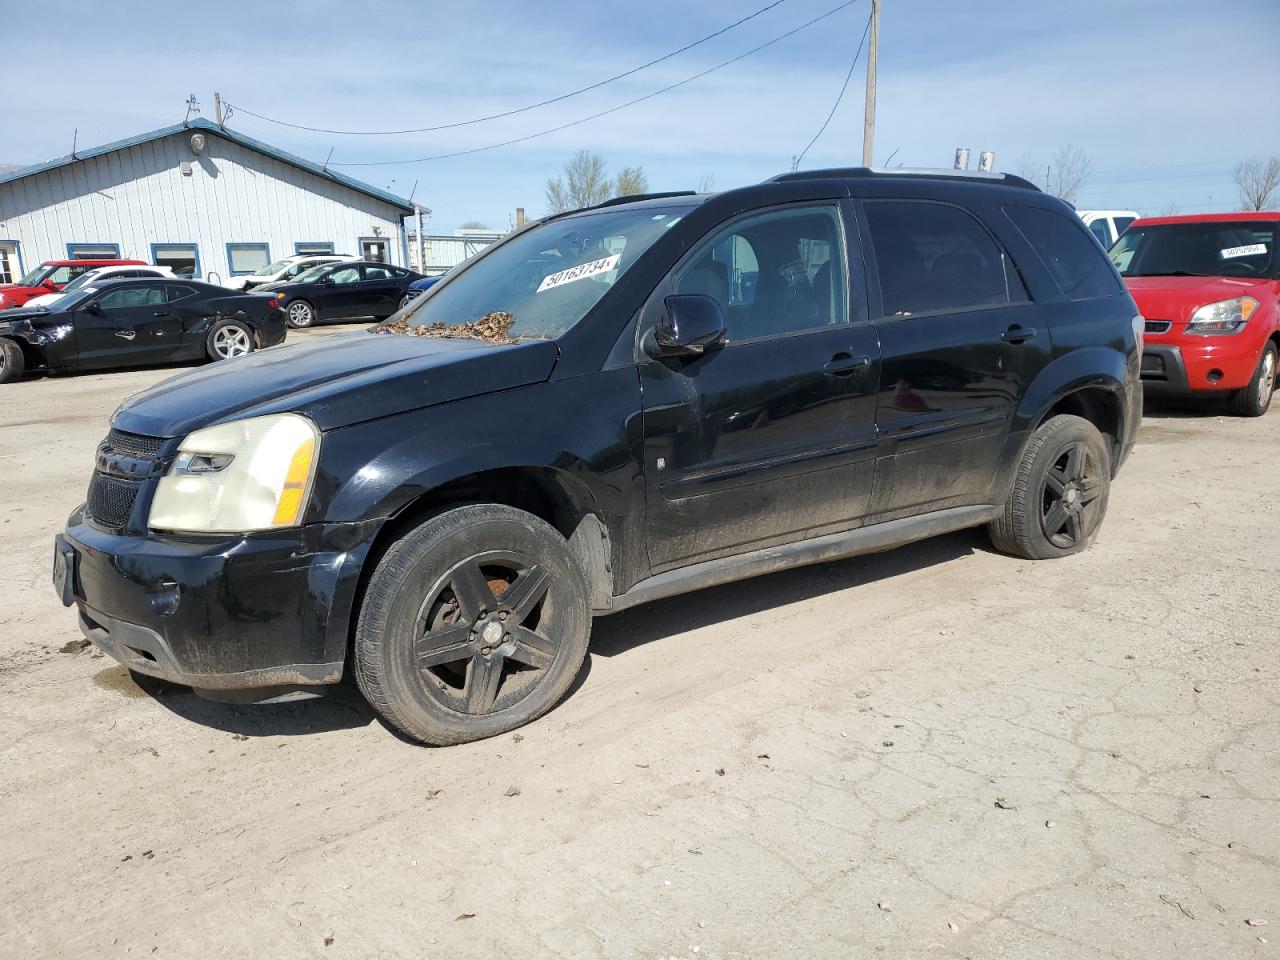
1 329 1276 959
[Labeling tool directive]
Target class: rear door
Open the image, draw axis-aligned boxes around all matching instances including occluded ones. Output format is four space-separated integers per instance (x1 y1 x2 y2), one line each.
860 198 1049 517
359 264 404 317
640 201 882 570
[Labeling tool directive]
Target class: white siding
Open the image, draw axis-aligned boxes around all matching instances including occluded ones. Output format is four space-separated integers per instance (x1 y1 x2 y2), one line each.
0 130 406 279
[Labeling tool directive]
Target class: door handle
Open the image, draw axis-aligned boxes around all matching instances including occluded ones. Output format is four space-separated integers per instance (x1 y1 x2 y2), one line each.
114 330 136 340
1001 325 1038 344
152 310 171 317
823 353 872 377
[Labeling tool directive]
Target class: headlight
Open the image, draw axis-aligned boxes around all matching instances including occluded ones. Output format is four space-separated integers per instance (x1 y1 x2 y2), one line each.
1186 296 1258 335
148 413 319 533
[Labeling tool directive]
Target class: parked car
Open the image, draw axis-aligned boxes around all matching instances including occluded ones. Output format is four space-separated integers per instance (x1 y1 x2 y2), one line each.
399 274 443 310
223 254 349 292
0 258 147 310
257 260 424 328
0 278 285 384
1078 210 1140 248
1112 212 1279 416
24 264 175 308
54 169 1142 745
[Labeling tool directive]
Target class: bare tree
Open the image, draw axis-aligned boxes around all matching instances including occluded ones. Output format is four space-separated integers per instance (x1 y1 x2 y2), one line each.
697 172 717 193
1234 156 1280 211
1012 146 1094 204
459 220 489 230
1158 202 1180 217
614 165 649 198
545 150 611 214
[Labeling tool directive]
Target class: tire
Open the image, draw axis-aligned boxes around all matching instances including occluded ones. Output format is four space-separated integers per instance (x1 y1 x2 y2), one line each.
398 295 411 310
0 338 24 384
1227 341 1276 417
989 414 1112 560
205 319 256 361
285 300 315 328
354 504 591 745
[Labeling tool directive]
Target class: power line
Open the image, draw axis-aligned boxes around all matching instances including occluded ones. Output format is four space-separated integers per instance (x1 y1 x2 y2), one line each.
226 0 792 137
324 0 864 167
795 13 871 168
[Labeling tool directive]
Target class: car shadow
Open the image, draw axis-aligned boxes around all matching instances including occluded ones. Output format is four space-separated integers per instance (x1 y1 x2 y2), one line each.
110 527 982 742
1141 395 1233 419
588 527 986 660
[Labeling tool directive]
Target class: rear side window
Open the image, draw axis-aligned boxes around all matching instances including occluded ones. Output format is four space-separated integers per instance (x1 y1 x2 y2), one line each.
1006 205 1122 300
167 285 197 302
864 200 1022 318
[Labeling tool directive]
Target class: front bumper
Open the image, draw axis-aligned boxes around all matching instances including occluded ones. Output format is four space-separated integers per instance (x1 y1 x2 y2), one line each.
1141 334 1260 394
58 507 380 696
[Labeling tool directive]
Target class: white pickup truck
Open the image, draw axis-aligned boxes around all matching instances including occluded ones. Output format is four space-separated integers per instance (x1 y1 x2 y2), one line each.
1077 210 1140 248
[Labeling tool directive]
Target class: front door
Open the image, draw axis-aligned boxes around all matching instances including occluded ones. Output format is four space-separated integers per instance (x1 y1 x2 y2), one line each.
316 264 365 319
860 198 1050 517
640 203 881 571
74 284 182 367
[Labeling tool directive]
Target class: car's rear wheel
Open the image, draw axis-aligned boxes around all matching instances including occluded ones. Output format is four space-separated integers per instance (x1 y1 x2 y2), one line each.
1227 341 1276 418
206 320 255 361
0 338 25 384
285 300 315 328
989 414 1111 560
353 504 591 745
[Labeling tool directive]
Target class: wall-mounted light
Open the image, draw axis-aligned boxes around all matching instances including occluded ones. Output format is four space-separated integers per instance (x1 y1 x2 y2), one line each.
190 133 207 156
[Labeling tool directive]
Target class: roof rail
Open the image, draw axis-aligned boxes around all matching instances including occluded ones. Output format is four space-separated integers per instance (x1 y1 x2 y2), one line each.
768 167 1040 191
594 190 697 208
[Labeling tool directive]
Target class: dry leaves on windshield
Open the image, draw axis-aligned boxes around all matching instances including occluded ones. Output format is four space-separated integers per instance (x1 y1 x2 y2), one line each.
373 311 518 343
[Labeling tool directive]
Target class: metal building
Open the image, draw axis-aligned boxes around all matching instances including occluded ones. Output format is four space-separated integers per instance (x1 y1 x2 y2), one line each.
0 118 413 285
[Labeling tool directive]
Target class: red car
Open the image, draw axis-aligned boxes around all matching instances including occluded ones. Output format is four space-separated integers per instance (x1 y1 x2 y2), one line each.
1113 212 1279 416
0 258 147 310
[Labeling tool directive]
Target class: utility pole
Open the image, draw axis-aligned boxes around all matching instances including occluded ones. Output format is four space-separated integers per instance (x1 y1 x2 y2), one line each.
861 0 880 167
214 92 224 126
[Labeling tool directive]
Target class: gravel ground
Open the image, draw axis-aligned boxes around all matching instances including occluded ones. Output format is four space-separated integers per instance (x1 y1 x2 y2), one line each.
1 331 1276 959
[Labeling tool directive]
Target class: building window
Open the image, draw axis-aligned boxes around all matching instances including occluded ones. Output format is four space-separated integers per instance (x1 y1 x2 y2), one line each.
0 241 21 285
151 243 201 278
295 241 335 255
359 237 390 263
67 242 122 259
227 243 271 275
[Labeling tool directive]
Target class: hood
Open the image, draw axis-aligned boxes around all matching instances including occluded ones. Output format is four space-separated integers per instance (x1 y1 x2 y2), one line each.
112 329 560 438
1124 275 1273 323
0 304 56 324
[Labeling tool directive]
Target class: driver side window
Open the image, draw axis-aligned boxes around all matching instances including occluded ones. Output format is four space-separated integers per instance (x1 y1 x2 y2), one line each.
96 286 168 309
673 205 846 342
329 267 360 285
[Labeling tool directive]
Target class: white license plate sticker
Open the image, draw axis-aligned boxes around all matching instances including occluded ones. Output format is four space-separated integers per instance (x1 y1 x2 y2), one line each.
537 254 621 293
1219 243 1267 260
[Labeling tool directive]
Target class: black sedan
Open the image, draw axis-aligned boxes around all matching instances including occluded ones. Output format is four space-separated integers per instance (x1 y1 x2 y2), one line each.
258 260 424 328
0 278 286 384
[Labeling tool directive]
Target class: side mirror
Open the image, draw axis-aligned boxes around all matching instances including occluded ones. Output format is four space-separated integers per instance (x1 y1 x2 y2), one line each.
643 294 727 359
83 301 102 315
42 278 58 289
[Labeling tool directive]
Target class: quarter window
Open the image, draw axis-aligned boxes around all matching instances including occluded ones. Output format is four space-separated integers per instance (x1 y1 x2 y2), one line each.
673 205 846 340
1005 205 1122 299
865 201 1016 317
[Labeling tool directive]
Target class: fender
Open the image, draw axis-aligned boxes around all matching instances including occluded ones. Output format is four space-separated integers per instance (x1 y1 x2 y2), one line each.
312 366 648 592
992 345 1135 499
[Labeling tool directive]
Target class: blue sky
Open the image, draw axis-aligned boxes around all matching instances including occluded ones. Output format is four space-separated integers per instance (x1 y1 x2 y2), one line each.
5 0 1279 231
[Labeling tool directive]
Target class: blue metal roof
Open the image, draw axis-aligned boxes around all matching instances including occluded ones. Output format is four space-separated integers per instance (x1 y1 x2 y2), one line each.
0 118 414 213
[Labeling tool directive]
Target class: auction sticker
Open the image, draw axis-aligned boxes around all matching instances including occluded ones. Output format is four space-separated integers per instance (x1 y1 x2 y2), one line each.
538 254 621 292
1219 243 1267 260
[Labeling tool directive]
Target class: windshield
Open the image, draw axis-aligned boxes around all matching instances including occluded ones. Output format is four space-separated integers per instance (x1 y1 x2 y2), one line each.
18 265 54 286
57 271 103 295
259 259 294 276
393 206 686 340
1111 222 1278 278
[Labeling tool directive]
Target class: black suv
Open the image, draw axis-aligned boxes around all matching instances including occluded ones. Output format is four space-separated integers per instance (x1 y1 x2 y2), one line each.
55 169 1142 745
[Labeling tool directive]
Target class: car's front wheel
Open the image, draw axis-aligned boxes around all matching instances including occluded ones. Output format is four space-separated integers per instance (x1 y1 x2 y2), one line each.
989 414 1111 560
206 319 256 361
285 300 315 328
1227 341 1276 417
0 338 25 384
353 504 591 745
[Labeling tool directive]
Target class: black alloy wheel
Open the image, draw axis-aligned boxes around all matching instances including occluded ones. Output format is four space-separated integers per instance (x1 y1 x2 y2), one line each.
1039 440 1105 550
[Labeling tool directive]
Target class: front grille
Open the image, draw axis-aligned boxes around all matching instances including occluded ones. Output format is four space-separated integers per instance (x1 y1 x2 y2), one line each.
1144 319 1172 334
86 473 142 528
104 429 166 459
